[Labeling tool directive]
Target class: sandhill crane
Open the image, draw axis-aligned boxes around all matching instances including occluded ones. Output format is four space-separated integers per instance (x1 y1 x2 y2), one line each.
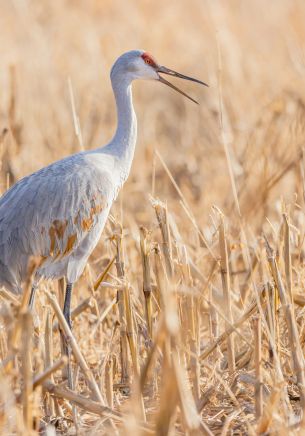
0 49 207 341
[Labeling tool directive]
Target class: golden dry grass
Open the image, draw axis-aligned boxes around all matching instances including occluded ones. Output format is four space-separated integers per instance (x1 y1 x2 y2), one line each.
1 0 305 434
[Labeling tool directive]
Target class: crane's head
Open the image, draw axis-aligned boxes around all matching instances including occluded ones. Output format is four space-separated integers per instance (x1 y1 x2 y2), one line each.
110 50 208 104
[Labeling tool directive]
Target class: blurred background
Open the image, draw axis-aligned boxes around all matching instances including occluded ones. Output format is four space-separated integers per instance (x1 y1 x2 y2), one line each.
2 2 305 433
0 0 305 250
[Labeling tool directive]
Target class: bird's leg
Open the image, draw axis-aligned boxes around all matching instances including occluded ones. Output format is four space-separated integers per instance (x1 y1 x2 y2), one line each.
28 284 37 310
63 282 73 330
61 282 73 389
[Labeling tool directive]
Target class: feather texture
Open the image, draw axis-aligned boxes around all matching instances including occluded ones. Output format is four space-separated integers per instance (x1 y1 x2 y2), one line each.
0 50 145 294
0 152 117 292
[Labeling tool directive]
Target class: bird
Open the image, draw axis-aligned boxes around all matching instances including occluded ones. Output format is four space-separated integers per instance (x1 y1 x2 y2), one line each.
0 49 207 333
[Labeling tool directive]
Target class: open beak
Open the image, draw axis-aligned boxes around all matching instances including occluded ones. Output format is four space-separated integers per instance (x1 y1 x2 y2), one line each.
156 65 208 104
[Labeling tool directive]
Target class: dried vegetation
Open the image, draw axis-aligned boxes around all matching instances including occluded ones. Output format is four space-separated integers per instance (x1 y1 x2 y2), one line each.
1 1 305 434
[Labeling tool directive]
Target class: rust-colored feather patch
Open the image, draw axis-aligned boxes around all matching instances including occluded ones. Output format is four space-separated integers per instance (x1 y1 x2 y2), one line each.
46 197 105 260
80 203 104 232
48 219 68 256
63 233 77 256
53 220 68 239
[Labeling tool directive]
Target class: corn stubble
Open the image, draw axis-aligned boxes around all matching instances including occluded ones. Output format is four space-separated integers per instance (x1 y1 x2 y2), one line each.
2 1 305 434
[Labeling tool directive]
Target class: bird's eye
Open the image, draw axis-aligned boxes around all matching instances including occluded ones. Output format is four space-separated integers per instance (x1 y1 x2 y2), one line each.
141 52 157 67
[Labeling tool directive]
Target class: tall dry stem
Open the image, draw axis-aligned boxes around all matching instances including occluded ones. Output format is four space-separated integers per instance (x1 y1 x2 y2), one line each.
114 229 130 386
252 315 263 419
153 200 173 278
20 311 33 434
218 213 235 373
265 238 305 409
140 226 153 338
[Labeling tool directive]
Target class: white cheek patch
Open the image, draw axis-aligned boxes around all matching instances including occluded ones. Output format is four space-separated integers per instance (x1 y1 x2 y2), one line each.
128 58 144 73
127 63 138 73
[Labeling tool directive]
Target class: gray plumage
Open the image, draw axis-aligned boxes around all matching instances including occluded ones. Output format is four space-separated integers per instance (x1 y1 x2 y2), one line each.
0 152 115 293
0 49 206 297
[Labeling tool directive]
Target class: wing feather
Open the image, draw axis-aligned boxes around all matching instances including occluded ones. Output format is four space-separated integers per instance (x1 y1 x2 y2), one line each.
0 153 115 268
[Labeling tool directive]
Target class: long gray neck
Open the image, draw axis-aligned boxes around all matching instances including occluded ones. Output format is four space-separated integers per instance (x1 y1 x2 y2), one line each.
102 75 137 180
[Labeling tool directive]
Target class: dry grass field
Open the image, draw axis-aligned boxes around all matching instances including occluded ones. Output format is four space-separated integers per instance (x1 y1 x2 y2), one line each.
1 0 305 434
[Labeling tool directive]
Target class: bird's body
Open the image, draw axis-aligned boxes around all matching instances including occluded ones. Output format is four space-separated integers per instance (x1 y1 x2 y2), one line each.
0 49 206 328
0 152 115 293
0 52 139 294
